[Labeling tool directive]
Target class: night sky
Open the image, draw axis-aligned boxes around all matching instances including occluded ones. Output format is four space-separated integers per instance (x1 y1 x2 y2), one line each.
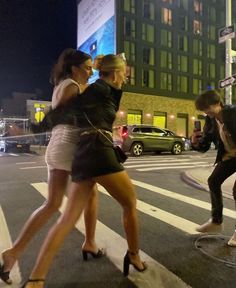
0 0 77 102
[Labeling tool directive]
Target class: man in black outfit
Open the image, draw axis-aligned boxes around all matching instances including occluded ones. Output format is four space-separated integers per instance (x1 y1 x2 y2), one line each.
191 90 236 246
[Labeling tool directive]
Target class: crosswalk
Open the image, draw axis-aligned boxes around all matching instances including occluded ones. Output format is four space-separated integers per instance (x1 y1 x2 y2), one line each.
123 154 214 172
0 173 235 287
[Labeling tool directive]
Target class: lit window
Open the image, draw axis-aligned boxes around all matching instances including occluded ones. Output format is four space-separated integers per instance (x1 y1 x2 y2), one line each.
124 17 136 38
124 41 136 62
178 35 188 51
194 0 203 15
193 39 202 56
207 44 215 60
193 79 202 95
162 8 172 25
160 51 172 69
126 65 136 85
193 20 202 35
193 59 202 75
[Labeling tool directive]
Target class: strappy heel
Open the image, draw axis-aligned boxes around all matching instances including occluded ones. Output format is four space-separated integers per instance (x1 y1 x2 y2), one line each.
0 264 12 285
82 248 105 261
21 279 45 288
123 251 147 277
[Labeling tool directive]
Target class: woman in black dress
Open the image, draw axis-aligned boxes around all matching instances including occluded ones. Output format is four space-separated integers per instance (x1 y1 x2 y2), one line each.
22 54 147 288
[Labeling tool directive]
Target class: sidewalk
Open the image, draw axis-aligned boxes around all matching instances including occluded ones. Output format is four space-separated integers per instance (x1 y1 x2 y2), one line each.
182 166 236 200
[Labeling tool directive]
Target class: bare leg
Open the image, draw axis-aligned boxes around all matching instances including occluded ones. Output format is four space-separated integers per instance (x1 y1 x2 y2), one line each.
2 169 68 272
25 180 94 286
95 171 144 270
82 184 99 252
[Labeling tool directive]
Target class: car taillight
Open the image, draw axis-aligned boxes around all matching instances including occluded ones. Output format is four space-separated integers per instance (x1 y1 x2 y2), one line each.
122 131 128 137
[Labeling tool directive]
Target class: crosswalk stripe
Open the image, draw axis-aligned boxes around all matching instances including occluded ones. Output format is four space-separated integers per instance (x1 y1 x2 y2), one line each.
132 179 235 218
125 158 200 163
31 182 191 288
19 166 47 170
125 161 206 168
0 206 21 286
98 186 198 234
137 164 211 171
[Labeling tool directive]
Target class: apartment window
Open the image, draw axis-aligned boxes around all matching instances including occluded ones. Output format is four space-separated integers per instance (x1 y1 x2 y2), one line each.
126 66 136 85
143 47 155 65
194 0 203 15
160 51 172 69
142 23 154 42
193 59 202 75
162 0 172 3
142 69 155 88
160 72 172 91
124 17 136 38
162 8 172 25
209 6 216 22
178 55 188 72
127 109 142 125
124 41 136 62
177 76 188 93
143 0 155 20
207 63 216 79
178 0 188 10
193 20 202 35
193 78 202 95
124 0 136 13
207 44 216 60
179 15 188 31
193 39 202 56
153 112 167 128
208 25 216 40
178 35 188 52
160 29 172 48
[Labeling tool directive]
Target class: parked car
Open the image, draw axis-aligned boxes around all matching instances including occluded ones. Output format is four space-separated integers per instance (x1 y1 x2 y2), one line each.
118 125 186 156
0 136 30 153
162 128 191 151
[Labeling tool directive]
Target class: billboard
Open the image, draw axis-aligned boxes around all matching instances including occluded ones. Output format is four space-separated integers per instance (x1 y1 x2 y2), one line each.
77 0 116 82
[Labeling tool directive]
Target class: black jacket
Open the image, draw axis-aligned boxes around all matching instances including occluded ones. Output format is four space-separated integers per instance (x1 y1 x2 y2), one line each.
193 105 236 163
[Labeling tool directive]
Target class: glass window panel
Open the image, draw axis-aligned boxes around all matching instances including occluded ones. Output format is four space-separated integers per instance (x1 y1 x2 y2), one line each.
162 8 172 25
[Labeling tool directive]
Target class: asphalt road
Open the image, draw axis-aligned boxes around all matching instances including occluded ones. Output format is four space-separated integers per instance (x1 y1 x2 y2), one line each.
0 150 236 288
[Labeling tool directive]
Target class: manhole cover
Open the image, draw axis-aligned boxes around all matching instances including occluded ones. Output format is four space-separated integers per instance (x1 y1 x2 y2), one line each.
195 235 236 267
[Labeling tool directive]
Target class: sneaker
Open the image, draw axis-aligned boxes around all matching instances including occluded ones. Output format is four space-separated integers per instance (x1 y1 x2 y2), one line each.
196 219 223 233
228 231 236 247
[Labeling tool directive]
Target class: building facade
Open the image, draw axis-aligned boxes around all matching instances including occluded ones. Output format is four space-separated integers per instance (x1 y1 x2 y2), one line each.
77 0 236 137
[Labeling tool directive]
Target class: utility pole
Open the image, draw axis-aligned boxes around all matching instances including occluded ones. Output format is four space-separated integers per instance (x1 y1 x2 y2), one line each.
225 0 232 104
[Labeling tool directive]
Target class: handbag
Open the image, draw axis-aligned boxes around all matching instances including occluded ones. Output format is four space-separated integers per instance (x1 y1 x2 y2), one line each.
84 113 128 163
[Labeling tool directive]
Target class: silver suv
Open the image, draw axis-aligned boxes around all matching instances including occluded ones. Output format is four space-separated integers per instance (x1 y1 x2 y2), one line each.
119 125 185 156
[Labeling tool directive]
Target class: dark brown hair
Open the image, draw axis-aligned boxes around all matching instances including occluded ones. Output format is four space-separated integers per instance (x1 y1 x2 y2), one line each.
195 90 222 111
50 48 91 85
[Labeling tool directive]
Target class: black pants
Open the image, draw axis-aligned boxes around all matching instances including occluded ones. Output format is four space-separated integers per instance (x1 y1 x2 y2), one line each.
208 157 236 223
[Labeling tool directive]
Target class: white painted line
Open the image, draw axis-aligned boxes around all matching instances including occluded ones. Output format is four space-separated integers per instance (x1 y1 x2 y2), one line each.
16 162 37 165
31 182 191 288
132 179 235 218
8 154 19 157
19 166 47 170
125 159 198 163
137 164 211 171
98 187 198 234
125 162 206 169
0 206 21 286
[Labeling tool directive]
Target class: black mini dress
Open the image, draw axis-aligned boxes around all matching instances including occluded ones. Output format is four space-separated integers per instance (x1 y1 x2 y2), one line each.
68 79 125 181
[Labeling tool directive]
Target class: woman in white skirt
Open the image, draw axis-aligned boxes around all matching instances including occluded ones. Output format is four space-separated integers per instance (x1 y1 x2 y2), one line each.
0 49 103 285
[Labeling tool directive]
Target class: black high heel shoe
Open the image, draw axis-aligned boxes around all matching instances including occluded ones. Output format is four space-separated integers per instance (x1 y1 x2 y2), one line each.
123 251 147 277
0 264 12 285
82 248 105 261
21 279 45 288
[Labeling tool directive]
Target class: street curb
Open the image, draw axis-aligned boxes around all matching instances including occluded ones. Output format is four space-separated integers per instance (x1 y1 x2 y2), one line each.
180 172 208 191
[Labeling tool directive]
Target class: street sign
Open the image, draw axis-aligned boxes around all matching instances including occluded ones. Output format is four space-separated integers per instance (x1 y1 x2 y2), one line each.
219 74 236 89
219 25 235 43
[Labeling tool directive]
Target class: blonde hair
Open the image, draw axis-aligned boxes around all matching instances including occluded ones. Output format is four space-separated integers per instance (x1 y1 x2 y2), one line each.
93 54 126 75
